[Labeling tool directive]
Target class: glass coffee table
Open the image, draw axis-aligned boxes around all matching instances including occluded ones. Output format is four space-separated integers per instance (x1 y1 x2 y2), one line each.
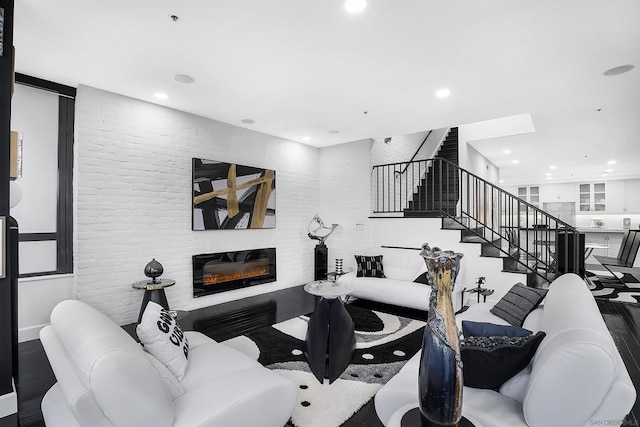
303 280 356 383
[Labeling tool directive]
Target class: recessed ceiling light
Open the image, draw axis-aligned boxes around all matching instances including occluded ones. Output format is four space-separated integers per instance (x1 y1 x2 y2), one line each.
603 64 635 76
607 160 616 165
545 173 552 176
499 180 504 183
173 74 195 84
602 173 609 177
154 92 168 100
345 0 367 13
549 165 557 169
302 137 311 142
328 130 340 134
512 160 519 164
547 177 552 180
435 88 451 99
502 150 511 154
241 119 255 124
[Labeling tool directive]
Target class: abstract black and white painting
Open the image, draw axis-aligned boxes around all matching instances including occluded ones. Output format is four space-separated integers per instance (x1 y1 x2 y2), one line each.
192 158 276 230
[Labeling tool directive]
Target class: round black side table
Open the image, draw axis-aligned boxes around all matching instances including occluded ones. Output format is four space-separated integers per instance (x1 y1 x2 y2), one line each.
388 405 476 427
401 408 475 427
132 278 176 324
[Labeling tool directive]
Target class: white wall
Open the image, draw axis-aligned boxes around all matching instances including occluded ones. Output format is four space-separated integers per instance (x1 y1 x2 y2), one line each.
458 113 534 176
466 144 500 184
318 139 374 270
18 275 74 342
368 217 525 300
74 86 320 325
370 129 446 167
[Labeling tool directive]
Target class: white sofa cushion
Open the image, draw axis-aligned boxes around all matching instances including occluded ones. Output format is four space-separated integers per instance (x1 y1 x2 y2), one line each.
47 300 175 427
179 332 265 392
499 365 531 403
137 302 190 381
524 329 617 427
144 353 185 400
346 274 431 311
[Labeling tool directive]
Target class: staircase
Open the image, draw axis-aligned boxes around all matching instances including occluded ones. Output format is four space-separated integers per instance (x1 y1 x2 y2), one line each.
406 127 459 217
372 156 582 287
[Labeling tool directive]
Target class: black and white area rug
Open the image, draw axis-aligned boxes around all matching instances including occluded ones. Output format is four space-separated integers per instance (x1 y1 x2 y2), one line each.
222 305 426 427
587 269 640 304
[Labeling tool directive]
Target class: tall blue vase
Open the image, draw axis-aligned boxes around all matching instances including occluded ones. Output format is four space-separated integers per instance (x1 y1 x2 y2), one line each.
418 244 464 426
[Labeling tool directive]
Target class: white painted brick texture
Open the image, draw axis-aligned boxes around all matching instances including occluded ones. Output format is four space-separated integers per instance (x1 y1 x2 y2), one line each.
74 86 319 325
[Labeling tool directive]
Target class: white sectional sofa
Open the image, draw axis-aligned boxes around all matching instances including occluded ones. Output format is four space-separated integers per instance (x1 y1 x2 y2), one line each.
374 273 636 427
39 300 297 427
337 246 469 311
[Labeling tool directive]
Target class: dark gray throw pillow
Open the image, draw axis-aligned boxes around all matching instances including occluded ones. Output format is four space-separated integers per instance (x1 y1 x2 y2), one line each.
413 272 431 286
461 331 546 389
462 320 532 338
490 283 548 327
354 255 385 278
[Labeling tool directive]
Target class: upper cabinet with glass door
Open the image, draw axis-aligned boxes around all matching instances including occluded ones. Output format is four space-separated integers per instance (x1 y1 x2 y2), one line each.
518 186 540 208
579 183 605 212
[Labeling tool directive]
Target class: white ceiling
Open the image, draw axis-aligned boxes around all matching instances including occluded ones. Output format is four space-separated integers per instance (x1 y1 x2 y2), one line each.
13 0 640 185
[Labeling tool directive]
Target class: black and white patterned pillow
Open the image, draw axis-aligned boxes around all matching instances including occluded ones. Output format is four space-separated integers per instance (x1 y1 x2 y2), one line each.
354 255 386 278
490 283 548 327
136 302 190 380
461 331 546 389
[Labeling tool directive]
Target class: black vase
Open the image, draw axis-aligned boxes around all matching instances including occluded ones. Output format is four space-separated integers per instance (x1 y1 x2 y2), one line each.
144 258 164 283
418 245 464 426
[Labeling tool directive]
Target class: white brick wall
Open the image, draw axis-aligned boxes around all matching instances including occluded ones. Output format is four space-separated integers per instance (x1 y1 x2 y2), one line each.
74 86 320 325
318 139 374 271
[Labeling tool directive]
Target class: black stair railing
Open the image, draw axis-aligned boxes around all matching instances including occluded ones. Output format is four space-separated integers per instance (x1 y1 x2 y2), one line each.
372 157 582 282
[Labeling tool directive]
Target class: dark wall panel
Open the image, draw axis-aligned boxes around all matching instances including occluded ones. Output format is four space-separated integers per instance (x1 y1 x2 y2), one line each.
0 0 16 396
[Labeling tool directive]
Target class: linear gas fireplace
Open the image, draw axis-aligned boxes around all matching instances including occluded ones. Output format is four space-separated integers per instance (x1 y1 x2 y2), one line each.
193 248 276 298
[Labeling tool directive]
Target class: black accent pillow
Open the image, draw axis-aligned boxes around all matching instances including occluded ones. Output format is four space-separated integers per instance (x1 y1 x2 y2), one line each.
354 255 385 278
413 272 431 285
489 283 548 327
461 331 546 389
462 320 532 338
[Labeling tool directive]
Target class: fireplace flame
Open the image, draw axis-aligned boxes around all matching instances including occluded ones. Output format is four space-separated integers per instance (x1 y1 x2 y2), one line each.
203 266 269 286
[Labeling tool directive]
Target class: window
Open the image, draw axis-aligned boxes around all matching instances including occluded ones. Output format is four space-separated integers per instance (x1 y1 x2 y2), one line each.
9 74 74 277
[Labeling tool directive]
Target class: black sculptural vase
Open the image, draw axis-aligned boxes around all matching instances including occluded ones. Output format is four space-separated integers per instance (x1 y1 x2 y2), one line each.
418 244 464 426
144 258 164 284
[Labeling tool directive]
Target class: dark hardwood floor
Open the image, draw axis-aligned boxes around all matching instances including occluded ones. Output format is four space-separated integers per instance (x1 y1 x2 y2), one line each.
13 284 640 427
596 299 640 426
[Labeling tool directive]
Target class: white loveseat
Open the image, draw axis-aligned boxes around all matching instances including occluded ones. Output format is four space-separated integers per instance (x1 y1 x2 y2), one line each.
39 300 297 427
375 273 636 427
337 246 469 311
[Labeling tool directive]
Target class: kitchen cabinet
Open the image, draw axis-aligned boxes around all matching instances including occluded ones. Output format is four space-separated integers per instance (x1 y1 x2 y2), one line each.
579 183 606 212
509 179 639 214
623 179 640 212
606 181 625 212
518 186 540 207
541 183 576 202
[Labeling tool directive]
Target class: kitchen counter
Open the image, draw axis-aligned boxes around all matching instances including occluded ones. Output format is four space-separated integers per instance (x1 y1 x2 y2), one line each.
577 228 627 234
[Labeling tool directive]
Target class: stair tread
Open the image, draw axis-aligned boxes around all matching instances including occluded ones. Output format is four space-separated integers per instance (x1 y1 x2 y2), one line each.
461 235 485 243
